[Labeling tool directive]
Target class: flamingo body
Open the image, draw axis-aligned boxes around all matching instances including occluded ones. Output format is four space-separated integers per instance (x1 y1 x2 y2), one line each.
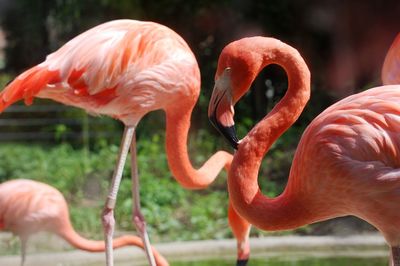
293 85 400 242
1 179 67 237
0 179 168 266
0 20 199 126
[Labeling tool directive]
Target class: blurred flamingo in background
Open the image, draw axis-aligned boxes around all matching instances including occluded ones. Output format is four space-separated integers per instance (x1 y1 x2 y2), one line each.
382 33 400 85
208 36 400 266
0 19 250 266
0 179 168 266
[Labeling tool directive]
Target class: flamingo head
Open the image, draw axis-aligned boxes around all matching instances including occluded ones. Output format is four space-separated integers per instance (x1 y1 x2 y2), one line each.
208 66 239 149
208 38 262 149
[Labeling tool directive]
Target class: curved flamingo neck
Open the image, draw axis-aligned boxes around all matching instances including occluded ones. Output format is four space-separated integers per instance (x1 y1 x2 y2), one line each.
59 224 168 265
229 39 312 231
59 222 142 251
165 105 232 189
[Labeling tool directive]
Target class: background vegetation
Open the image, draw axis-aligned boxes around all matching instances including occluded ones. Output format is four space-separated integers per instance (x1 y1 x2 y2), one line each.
0 0 398 247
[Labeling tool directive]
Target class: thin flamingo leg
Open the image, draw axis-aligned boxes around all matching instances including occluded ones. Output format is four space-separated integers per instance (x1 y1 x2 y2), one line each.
102 126 134 266
20 236 27 266
391 247 400 266
130 132 157 266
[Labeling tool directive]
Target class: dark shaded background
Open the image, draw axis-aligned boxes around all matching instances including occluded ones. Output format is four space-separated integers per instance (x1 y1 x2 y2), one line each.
1 0 399 129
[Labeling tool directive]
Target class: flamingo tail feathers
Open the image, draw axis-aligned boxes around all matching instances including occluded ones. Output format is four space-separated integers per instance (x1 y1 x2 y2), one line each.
0 66 61 112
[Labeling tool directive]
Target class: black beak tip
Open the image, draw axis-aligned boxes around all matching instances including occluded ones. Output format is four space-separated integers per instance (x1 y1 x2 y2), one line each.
219 124 239 150
236 259 249 266
209 115 239 150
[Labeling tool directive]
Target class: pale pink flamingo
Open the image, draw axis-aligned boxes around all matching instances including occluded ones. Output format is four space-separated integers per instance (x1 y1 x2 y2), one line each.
0 179 168 266
208 36 400 266
382 33 400 85
0 20 249 265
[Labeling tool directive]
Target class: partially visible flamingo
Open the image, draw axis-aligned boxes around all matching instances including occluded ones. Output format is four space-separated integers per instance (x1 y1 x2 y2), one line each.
208 36 400 266
0 179 168 266
382 33 400 85
0 20 250 266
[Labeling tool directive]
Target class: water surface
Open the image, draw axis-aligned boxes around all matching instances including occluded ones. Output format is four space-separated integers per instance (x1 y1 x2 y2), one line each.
173 257 386 266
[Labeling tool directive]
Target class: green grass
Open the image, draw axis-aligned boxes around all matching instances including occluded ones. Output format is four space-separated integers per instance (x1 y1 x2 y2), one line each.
0 133 234 242
0 124 306 245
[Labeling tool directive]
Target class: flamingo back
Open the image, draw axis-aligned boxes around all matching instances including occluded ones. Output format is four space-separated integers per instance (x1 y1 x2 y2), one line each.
0 179 68 238
290 85 400 231
0 20 200 125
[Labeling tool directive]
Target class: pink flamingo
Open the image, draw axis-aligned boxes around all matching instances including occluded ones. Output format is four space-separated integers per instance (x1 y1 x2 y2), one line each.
208 36 400 266
0 179 168 266
0 20 249 265
382 33 400 85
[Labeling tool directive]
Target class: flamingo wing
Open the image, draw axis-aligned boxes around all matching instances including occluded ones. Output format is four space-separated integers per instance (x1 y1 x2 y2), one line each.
0 20 197 119
295 86 400 199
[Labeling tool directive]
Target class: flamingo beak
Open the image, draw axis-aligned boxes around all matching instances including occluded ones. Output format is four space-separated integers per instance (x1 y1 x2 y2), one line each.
208 67 239 150
209 112 239 150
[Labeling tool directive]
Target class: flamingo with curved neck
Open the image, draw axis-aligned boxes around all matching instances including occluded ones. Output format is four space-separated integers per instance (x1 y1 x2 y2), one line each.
209 36 400 265
0 179 168 266
0 20 250 265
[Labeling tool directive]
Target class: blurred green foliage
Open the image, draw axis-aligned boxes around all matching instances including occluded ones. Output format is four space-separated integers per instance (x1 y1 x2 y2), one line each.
0 130 238 242
0 124 304 242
